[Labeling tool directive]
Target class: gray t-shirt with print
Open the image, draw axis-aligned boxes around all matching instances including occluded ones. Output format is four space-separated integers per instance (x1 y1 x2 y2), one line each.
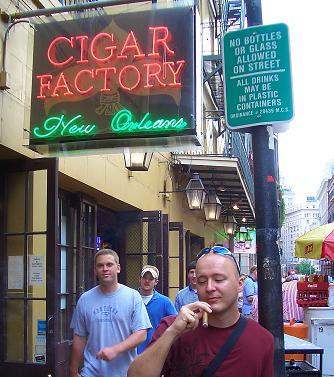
71 284 151 377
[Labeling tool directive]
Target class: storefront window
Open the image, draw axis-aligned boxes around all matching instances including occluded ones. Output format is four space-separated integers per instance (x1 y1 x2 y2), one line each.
27 170 47 233
5 300 24 362
27 301 46 363
58 197 71 342
2 170 48 364
6 173 25 233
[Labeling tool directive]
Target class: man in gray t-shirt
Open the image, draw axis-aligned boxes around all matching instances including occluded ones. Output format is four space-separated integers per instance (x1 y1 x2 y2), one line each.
70 249 151 377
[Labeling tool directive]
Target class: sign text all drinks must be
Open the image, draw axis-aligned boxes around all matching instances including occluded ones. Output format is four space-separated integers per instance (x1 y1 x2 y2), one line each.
223 23 293 129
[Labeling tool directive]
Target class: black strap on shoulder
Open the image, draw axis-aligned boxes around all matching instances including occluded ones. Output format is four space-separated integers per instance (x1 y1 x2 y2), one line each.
201 315 247 377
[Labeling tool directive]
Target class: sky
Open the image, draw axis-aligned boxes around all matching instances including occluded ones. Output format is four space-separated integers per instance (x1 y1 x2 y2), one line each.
262 0 334 199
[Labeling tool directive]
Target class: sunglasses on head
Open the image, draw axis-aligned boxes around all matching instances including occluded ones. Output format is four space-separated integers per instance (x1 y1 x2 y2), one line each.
196 246 241 275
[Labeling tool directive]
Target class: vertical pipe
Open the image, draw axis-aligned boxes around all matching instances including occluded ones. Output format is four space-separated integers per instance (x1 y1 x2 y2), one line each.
252 126 285 377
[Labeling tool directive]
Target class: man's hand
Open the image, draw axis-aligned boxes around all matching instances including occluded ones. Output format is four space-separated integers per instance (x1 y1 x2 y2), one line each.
168 301 212 335
96 345 120 361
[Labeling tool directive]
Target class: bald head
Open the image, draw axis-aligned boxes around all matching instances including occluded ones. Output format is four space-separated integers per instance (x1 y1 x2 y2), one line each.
196 252 240 280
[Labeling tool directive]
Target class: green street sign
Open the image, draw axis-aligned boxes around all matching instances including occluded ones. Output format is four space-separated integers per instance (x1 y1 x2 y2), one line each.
223 23 293 129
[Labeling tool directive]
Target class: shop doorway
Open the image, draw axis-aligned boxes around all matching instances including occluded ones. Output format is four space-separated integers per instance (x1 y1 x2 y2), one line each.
0 158 58 377
97 206 122 253
169 222 185 291
117 210 169 295
0 160 98 377
185 231 205 267
56 191 97 377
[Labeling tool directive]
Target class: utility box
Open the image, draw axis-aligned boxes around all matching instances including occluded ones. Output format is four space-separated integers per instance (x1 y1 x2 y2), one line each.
310 318 334 376
304 308 334 376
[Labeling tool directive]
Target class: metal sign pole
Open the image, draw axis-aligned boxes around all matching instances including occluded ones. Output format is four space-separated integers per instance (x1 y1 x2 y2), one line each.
244 0 286 376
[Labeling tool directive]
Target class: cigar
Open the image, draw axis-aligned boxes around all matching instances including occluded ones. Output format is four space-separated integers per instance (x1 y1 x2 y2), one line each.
202 312 209 327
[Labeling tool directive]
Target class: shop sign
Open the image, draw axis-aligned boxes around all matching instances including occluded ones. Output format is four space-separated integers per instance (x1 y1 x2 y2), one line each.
29 255 44 285
223 23 293 129
29 4 201 154
233 229 256 254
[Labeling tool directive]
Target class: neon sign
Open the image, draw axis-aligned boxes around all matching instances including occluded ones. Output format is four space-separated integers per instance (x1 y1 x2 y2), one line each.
36 60 185 98
33 110 187 139
111 110 187 133
36 28 186 99
30 5 198 151
33 114 97 139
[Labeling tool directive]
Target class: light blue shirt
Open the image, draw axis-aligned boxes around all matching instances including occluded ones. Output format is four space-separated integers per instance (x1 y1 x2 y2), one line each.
242 276 258 315
174 285 198 312
71 284 151 377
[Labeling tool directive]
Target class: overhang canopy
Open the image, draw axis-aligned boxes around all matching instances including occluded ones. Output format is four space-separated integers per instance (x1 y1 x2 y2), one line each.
173 153 255 226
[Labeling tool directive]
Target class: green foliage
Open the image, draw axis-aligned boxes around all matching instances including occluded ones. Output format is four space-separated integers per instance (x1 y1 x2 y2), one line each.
296 260 315 275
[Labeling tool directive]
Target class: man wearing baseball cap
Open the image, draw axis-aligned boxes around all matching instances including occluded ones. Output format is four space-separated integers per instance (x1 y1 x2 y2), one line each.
137 265 177 354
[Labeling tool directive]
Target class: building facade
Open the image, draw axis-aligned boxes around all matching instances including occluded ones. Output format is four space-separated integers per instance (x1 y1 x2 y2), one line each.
316 179 329 225
281 195 320 271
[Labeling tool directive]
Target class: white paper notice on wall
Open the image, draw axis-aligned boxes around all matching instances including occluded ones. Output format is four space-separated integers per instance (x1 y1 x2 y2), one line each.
29 255 45 285
8 255 24 289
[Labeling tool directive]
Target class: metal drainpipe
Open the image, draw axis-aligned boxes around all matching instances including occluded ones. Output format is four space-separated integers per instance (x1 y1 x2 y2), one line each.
1 0 153 22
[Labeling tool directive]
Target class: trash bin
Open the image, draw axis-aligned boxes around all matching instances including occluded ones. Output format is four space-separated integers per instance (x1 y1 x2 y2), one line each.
285 360 321 377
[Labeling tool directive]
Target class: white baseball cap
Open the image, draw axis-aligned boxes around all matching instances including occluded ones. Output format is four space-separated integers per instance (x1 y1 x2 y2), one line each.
141 266 159 279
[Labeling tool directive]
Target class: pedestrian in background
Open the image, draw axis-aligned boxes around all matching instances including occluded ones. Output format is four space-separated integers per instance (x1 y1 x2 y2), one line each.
251 294 259 322
137 265 177 354
128 246 274 377
237 273 247 313
69 249 151 377
242 265 258 317
282 273 304 322
174 260 198 311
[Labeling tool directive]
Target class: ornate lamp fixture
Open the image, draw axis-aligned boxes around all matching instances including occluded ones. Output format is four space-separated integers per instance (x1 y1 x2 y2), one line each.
221 212 237 235
185 173 207 210
123 150 153 171
203 189 222 221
